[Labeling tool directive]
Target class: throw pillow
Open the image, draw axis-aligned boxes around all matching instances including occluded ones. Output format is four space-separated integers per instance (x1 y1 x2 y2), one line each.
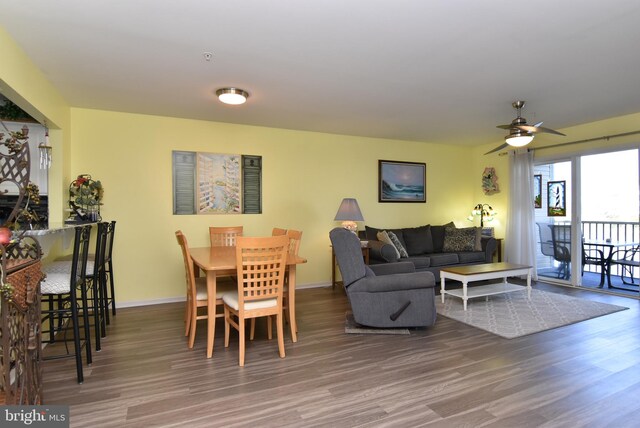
377 231 401 259
431 221 455 253
443 226 478 252
402 225 433 255
388 231 409 258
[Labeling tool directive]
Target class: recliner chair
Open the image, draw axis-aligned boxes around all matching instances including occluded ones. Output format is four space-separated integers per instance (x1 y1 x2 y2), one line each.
329 227 437 328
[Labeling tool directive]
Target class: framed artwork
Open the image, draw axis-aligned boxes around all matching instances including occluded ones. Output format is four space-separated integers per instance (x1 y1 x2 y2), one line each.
172 151 262 215
378 160 426 203
534 174 542 208
547 180 566 217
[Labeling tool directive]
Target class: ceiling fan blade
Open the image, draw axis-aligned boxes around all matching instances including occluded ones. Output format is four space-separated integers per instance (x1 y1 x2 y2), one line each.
496 124 512 130
515 125 565 136
484 142 509 155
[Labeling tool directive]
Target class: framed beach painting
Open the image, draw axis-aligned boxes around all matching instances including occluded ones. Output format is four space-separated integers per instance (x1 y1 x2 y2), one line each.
547 180 566 217
378 160 426 203
534 174 542 208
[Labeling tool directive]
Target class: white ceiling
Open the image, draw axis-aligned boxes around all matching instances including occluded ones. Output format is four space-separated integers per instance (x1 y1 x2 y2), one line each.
2 0 640 147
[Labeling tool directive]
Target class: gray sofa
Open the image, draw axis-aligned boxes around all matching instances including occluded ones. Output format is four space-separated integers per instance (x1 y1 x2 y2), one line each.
360 223 497 281
330 227 437 328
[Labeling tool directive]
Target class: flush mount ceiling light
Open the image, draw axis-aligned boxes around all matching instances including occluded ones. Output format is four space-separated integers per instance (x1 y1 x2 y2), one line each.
215 87 249 105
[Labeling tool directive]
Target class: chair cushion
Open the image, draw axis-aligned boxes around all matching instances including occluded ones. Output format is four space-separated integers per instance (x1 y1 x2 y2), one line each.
222 291 277 311
194 277 236 301
44 260 95 275
41 273 71 295
402 225 433 255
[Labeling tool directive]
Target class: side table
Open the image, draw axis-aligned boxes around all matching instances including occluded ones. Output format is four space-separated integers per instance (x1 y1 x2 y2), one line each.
332 245 370 289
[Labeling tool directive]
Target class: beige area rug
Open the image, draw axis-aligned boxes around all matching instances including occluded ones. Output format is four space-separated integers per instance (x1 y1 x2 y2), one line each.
345 312 410 335
436 288 628 339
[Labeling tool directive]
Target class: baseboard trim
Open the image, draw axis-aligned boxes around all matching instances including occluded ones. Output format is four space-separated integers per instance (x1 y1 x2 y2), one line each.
117 282 332 308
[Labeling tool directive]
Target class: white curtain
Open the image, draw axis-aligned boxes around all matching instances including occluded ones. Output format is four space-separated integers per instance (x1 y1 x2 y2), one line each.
505 149 538 279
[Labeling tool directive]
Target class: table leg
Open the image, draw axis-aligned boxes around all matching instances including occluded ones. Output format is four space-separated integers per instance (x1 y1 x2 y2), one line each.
462 279 468 311
605 248 615 288
526 269 532 298
440 277 445 303
206 271 217 358
288 265 298 342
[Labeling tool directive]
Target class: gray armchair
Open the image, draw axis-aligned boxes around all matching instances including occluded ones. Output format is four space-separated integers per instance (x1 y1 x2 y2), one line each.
330 227 437 328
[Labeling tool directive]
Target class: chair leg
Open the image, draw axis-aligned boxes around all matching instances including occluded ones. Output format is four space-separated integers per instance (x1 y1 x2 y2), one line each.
109 264 116 316
188 306 197 349
250 318 256 341
276 313 285 359
224 306 230 348
239 317 245 367
69 289 84 384
91 277 102 351
184 298 191 337
79 283 93 366
267 316 273 340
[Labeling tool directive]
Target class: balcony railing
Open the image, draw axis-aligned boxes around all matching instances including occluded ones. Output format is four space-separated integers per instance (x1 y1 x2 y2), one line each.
581 220 639 281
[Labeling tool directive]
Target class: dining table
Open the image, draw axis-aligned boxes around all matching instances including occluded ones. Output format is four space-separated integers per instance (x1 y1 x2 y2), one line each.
583 239 639 288
189 245 307 358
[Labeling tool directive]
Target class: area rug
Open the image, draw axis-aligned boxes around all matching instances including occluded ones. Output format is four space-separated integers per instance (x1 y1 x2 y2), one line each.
345 312 410 335
436 288 628 339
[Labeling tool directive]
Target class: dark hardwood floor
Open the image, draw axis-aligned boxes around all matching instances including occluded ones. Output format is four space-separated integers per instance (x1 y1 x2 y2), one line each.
43 282 640 427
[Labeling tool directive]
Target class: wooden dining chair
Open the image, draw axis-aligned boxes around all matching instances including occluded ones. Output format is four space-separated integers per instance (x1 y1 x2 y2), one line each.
223 235 289 366
272 227 287 236
209 226 243 247
176 231 235 349
255 229 303 341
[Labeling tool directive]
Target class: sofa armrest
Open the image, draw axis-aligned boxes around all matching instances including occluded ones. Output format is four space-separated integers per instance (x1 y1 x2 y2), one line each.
369 261 415 276
368 239 400 263
481 236 497 263
348 271 436 293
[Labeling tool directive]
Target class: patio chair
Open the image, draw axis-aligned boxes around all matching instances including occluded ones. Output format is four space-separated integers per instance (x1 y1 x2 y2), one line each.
611 245 640 285
537 223 570 279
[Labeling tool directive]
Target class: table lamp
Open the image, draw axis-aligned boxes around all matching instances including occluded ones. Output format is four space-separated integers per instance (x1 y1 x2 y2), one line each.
334 198 364 233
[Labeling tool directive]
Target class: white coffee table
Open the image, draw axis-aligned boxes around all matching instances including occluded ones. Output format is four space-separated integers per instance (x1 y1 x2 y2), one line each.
440 262 532 310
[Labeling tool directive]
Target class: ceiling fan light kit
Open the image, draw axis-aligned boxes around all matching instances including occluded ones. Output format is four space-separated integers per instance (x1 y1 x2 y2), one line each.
486 100 566 154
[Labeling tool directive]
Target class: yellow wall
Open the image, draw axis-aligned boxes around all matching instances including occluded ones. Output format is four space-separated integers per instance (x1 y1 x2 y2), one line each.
70 108 477 304
0 27 70 243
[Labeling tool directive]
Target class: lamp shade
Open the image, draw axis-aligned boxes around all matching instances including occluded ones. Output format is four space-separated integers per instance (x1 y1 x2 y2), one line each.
334 198 364 222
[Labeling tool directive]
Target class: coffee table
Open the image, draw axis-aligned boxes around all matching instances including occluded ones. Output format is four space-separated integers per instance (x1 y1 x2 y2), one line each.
440 262 532 310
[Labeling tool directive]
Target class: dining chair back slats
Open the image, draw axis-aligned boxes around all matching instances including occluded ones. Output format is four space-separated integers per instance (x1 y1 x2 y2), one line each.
224 235 289 366
209 226 243 247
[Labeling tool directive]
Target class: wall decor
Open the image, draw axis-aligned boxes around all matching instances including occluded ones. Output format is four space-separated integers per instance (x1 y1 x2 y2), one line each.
547 180 566 217
534 174 542 208
378 160 426 203
482 167 499 195
172 151 262 215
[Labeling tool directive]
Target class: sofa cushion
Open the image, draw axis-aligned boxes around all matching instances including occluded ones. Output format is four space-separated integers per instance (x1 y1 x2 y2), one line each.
443 226 479 252
387 231 409 258
430 222 455 253
457 251 486 264
403 255 431 270
428 253 459 266
365 226 407 248
377 231 401 259
403 225 433 255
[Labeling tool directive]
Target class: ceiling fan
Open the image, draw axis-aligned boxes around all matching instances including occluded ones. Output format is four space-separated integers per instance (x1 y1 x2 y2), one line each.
485 101 565 154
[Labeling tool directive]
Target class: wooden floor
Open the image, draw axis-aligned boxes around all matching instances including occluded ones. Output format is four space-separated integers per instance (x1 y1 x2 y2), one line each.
43 282 640 428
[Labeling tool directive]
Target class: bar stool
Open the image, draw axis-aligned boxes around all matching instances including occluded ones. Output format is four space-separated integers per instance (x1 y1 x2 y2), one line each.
41 225 93 384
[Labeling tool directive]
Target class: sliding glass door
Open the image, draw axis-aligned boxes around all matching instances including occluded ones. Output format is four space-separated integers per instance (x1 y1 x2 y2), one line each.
534 161 573 284
534 148 640 296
